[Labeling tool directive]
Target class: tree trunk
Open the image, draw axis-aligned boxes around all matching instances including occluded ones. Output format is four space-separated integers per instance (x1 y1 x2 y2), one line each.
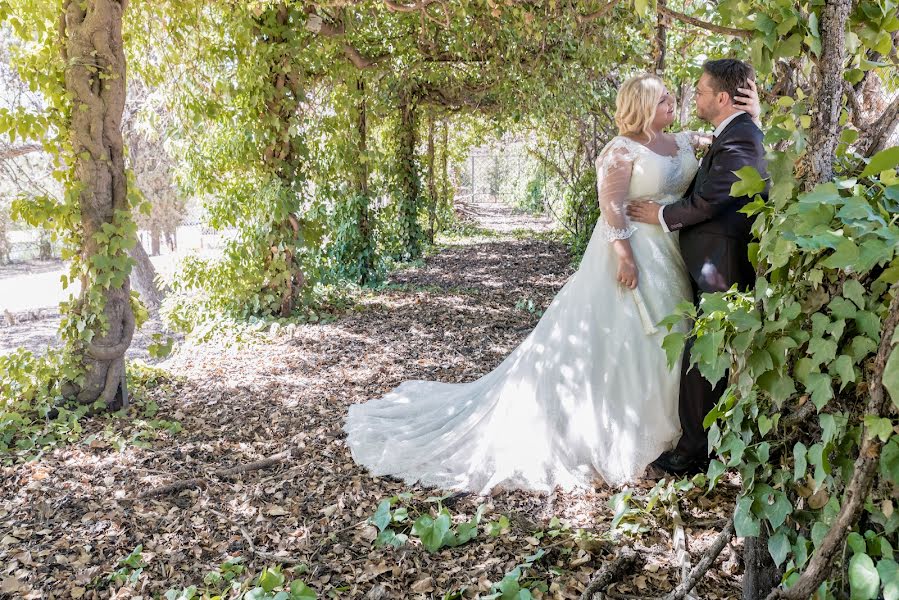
438 120 451 228
743 531 781 600
355 76 375 283
257 4 306 316
0 216 8 265
654 0 667 74
426 113 437 244
128 239 163 311
801 0 852 188
395 95 422 259
678 82 693 126
63 0 133 408
38 231 53 260
150 226 161 256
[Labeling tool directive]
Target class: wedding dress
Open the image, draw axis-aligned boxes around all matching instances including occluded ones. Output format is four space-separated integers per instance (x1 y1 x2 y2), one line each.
345 132 700 493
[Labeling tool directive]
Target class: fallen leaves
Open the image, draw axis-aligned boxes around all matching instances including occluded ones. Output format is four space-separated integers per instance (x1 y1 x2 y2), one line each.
0 207 743 599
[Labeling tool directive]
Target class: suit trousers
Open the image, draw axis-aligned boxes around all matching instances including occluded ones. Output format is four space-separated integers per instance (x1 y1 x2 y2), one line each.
674 280 730 460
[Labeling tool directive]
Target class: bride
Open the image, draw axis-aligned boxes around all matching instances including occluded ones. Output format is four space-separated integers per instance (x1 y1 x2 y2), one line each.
344 73 760 494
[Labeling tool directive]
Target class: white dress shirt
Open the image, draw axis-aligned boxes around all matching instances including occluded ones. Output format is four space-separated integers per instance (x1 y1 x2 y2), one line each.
658 110 746 232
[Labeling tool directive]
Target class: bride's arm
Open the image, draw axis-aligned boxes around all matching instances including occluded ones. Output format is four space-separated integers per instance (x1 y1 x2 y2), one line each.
596 148 638 289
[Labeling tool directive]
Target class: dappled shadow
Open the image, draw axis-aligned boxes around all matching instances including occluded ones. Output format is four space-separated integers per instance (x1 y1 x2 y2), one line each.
389 238 572 299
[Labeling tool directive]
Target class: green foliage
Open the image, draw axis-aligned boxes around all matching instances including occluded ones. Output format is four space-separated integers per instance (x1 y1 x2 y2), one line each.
162 561 317 600
518 168 547 214
482 549 548 600
661 159 899 596
107 545 147 586
367 494 485 553
0 348 86 462
0 355 180 463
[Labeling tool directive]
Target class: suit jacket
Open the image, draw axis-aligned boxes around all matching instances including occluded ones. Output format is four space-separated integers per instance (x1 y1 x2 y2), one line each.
662 113 767 294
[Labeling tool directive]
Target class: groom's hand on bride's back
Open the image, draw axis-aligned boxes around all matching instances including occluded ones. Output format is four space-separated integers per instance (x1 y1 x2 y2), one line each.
627 200 661 225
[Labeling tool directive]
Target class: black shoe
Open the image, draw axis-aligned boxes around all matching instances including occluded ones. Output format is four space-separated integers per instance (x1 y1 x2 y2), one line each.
651 451 700 475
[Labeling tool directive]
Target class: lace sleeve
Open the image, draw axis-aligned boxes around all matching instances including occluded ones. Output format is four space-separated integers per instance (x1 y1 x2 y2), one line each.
595 138 637 242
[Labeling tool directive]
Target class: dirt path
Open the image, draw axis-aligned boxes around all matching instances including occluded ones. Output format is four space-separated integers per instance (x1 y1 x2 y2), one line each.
0 204 739 599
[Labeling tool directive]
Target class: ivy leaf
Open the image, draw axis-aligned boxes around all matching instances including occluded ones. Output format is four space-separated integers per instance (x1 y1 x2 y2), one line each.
257 568 284 593
808 337 839 367
804 372 833 410
829 297 858 320
876 558 899 600
289 581 318 599
662 332 686 370
808 443 831 485
731 166 767 197
848 532 867 555
413 511 451 553
855 311 882 340
768 531 790 567
706 459 726 491
848 553 880 600
822 240 860 269
793 442 808 482
370 499 392 532
761 489 793 530
864 416 893 442
848 336 878 362
758 370 797 407
799 182 842 205
829 355 856 390
884 346 899 411
880 436 899 484
861 146 899 177
734 494 760 537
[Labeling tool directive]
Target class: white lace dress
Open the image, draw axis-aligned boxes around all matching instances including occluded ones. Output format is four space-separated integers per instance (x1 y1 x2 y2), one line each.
344 132 700 493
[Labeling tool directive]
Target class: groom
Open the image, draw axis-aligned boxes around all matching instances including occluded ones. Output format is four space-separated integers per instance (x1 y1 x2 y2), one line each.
628 58 768 474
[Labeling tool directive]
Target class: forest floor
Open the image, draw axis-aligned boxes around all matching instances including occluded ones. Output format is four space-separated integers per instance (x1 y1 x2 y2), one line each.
0 203 741 600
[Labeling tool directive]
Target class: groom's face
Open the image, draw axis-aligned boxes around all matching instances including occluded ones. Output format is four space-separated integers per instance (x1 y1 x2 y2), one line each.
694 73 727 124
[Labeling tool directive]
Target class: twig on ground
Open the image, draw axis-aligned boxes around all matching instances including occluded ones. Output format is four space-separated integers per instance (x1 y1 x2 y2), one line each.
133 450 292 499
206 507 309 565
580 547 642 600
669 503 697 600
661 517 735 600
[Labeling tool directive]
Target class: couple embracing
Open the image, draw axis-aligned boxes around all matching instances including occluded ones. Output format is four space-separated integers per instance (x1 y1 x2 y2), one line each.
344 59 769 494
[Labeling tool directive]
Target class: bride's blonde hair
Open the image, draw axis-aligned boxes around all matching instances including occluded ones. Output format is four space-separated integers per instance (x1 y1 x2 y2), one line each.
615 74 667 141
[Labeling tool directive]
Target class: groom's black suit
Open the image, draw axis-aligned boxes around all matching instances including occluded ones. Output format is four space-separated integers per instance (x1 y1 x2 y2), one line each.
661 112 767 459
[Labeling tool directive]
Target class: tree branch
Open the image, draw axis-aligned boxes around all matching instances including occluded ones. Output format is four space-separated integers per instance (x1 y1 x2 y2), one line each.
857 93 899 157
662 518 736 600
766 286 899 600
134 450 293 500
656 5 752 38
580 547 642 599
577 0 620 23
383 0 437 12
0 144 43 160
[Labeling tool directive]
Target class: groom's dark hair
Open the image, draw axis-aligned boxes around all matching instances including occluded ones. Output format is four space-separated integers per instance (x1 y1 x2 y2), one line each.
702 59 755 104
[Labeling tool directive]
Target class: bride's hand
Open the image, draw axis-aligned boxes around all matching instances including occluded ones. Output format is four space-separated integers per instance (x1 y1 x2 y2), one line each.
617 256 638 289
735 79 762 122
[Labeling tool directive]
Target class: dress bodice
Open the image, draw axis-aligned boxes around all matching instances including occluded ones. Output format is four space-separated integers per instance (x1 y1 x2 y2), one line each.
616 132 699 205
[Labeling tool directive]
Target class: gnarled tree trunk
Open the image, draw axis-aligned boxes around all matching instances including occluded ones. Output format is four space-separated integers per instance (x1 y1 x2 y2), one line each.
395 94 422 259
426 113 437 244
63 0 133 408
129 239 163 311
801 0 852 188
354 76 375 283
